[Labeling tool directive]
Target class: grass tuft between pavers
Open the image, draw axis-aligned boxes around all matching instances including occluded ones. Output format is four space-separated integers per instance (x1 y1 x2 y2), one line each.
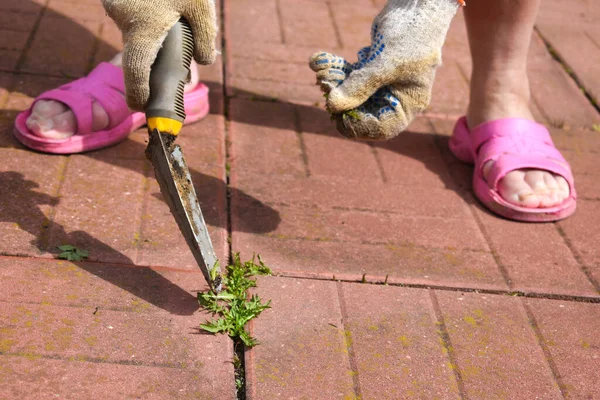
197 253 272 347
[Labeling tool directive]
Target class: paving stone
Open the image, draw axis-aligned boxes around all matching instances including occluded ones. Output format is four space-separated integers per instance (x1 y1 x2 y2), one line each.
229 57 314 87
227 40 356 65
0 301 225 366
0 256 205 315
297 106 383 182
278 0 339 48
525 298 600 399
341 283 460 399
550 126 600 154
537 1 600 108
527 34 599 129
224 0 282 45
21 16 100 77
0 49 20 71
474 207 597 297
0 0 45 13
47 156 146 264
0 355 235 400
435 291 563 399
330 4 378 48
137 168 228 270
234 233 507 290
93 19 122 65
0 29 29 52
373 129 458 189
233 200 488 252
558 200 600 286
232 172 472 218
429 59 470 117
175 114 226 168
229 99 306 178
46 0 108 22
227 77 322 104
246 276 355 399
0 148 65 257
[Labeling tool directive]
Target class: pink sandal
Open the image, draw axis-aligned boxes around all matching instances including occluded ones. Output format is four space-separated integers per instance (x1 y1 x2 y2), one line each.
14 62 210 154
449 117 577 222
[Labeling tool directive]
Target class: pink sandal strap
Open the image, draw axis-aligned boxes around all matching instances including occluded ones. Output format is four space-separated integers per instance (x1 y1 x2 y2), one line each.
471 118 574 191
33 62 129 136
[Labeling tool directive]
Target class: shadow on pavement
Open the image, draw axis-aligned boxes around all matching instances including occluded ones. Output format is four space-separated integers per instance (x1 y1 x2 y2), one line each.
0 171 199 315
0 1 471 312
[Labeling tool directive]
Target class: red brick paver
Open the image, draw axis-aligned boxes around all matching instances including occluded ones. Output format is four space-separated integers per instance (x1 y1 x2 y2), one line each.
1 0 599 398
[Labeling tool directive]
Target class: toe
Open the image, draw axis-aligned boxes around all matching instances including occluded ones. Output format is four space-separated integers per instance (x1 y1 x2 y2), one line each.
30 100 67 118
556 175 571 200
27 100 70 138
498 170 541 208
45 111 78 139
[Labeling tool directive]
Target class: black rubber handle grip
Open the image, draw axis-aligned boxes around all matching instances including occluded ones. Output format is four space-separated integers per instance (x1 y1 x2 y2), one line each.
145 18 194 123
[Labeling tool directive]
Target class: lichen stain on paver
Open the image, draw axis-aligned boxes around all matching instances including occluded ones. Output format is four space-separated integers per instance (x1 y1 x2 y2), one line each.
84 336 98 347
0 339 15 352
397 335 411 347
129 298 152 313
48 326 75 351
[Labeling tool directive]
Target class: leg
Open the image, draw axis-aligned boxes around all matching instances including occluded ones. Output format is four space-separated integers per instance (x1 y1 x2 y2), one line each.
465 0 570 208
26 54 201 140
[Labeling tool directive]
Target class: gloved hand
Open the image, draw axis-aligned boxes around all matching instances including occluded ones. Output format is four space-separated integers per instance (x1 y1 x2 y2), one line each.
101 0 218 111
310 0 460 140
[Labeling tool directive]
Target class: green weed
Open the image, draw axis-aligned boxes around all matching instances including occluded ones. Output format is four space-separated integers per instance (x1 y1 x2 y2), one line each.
56 245 89 261
198 253 272 347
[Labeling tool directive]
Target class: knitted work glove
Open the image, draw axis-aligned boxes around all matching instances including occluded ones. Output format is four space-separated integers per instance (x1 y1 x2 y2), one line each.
310 0 460 140
101 0 218 111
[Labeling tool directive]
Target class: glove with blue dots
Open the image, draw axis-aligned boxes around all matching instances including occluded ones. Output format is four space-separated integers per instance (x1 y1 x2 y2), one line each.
309 0 459 140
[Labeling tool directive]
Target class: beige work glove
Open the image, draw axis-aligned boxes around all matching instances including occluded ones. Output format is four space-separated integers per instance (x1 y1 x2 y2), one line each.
309 0 460 140
101 0 218 111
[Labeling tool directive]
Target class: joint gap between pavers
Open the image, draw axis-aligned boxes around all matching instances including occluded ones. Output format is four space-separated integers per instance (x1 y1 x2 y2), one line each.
14 0 50 72
0 297 160 315
293 106 311 177
428 129 515 292
580 195 600 201
553 223 600 293
0 350 188 369
519 298 569 398
258 232 490 254
369 143 388 183
534 27 600 116
0 253 207 274
584 30 600 52
231 55 308 66
326 1 344 49
422 111 464 122
335 281 363 400
272 272 600 304
132 159 152 265
37 155 70 254
84 20 104 75
428 289 467 399
274 0 286 45
261 199 477 221
465 205 514 290
220 0 234 267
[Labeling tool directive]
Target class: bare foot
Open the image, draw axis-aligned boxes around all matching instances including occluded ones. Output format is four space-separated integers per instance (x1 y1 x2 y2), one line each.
26 54 201 140
467 89 570 209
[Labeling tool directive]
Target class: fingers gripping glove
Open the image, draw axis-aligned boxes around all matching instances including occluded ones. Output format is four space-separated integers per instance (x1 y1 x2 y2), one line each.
101 0 218 111
309 0 460 140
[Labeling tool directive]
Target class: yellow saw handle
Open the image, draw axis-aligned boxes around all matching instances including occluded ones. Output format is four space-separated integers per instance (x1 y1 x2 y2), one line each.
145 18 194 136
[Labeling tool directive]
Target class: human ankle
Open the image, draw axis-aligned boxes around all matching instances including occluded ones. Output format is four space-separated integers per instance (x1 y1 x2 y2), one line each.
467 70 532 128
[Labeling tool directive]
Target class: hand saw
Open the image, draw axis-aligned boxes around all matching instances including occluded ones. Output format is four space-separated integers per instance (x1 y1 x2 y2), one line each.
144 18 222 292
